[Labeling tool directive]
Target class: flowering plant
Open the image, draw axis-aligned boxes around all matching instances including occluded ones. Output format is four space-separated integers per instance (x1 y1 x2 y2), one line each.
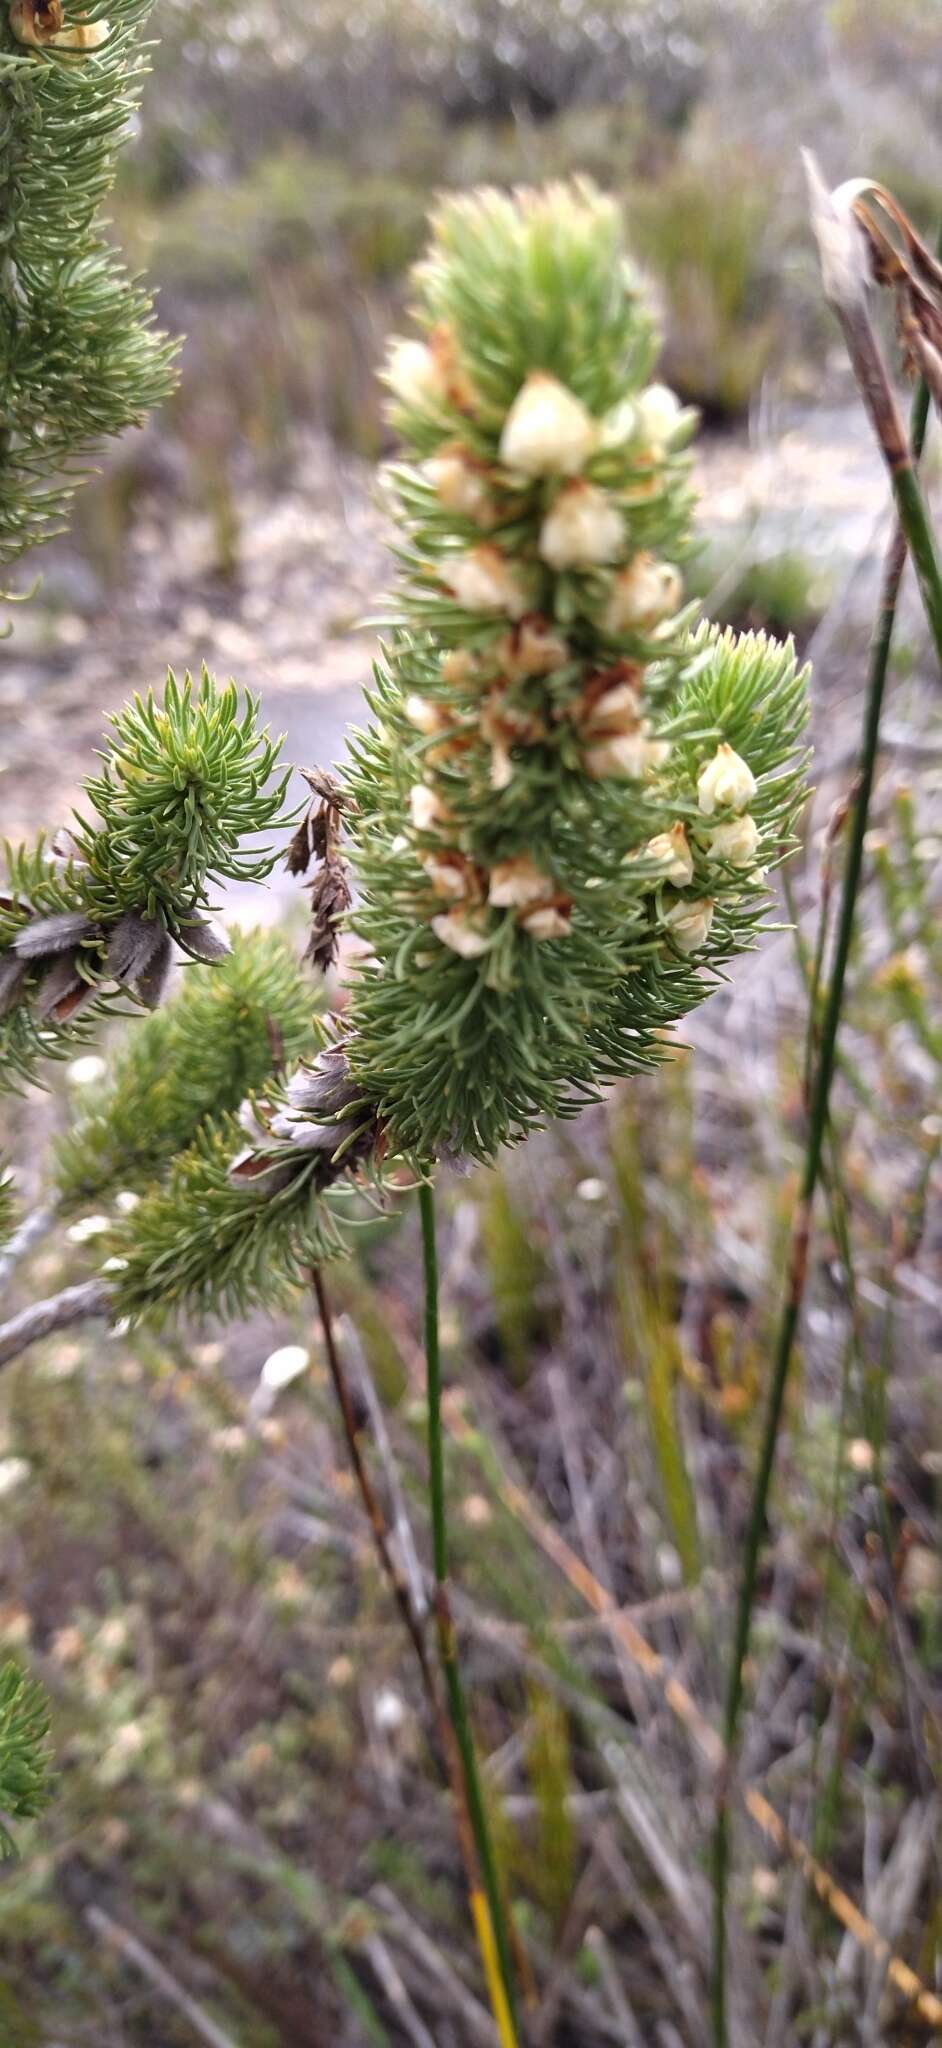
108 179 809 1323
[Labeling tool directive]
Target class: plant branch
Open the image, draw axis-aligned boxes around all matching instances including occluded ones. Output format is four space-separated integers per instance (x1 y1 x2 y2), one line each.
419 1180 521 2047
0 1278 112 1367
708 285 937 2046
312 1257 519 2046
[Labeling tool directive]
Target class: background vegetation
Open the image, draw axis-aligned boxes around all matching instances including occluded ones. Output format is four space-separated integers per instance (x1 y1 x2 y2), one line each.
1 1 941 2042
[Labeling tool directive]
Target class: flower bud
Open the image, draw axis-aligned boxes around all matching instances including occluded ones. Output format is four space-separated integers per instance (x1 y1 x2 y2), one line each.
385 338 445 409
635 383 684 453
637 824 694 887
662 897 715 954
10 1 109 47
520 903 572 940
603 554 683 635
424 448 496 524
421 851 479 901
431 910 491 958
584 726 665 781
405 694 450 735
581 676 642 738
705 814 761 867
499 371 597 477
441 545 531 619
697 743 757 816
409 784 451 834
488 856 554 909
539 482 623 571
497 620 569 680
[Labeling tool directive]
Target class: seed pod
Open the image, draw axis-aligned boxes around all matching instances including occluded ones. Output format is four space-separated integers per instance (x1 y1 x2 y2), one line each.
12 910 96 960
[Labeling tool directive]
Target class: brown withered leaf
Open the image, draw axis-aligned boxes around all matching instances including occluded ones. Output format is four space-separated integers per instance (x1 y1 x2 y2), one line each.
304 855 353 975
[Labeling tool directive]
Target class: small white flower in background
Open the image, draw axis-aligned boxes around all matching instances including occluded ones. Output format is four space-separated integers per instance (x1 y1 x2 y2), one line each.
440 544 531 619
636 382 684 454
489 855 555 909
697 742 757 816
576 1177 608 1202
385 337 444 409
662 897 715 954
636 823 694 888
68 1054 106 1087
421 851 478 901
409 783 450 834
499 370 597 477
656 1540 683 1588
705 814 761 867
96 1617 129 1656
67 1214 111 1244
261 1344 309 1393
461 1493 492 1526
424 449 494 524
539 480 623 571
115 1190 140 1215
603 553 683 634
520 903 572 940
431 909 491 958
373 1685 407 1732
0 1457 30 1498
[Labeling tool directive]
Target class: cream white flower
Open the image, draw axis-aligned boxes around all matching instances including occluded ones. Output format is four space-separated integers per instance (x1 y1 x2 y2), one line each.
441 647 485 689
385 338 445 409
662 897 715 953
697 743 758 816
405 693 448 734
636 382 684 453
431 910 491 958
498 619 569 680
424 449 495 524
409 783 450 833
582 677 642 738
603 554 683 634
441 544 531 619
499 372 597 477
520 903 572 940
539 481 623 571
489 856 554 908
421 850 478 900
637 824 694 887
584 725 666 780
705 814 761 867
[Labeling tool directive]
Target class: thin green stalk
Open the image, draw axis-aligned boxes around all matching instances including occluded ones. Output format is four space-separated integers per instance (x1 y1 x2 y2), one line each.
419 1179 521 2045
709 367 934 2047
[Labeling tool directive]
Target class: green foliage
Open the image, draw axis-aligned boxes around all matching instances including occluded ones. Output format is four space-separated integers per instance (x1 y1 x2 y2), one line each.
54 928 317 1212
76 667 290 921
108 1113 357 1323
626 145 776 415
0 0 177 572
478 1167 548 1384
341 180 808 1162
0 1662 52 1859
0 668 291 1091
0 1159 16 1247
